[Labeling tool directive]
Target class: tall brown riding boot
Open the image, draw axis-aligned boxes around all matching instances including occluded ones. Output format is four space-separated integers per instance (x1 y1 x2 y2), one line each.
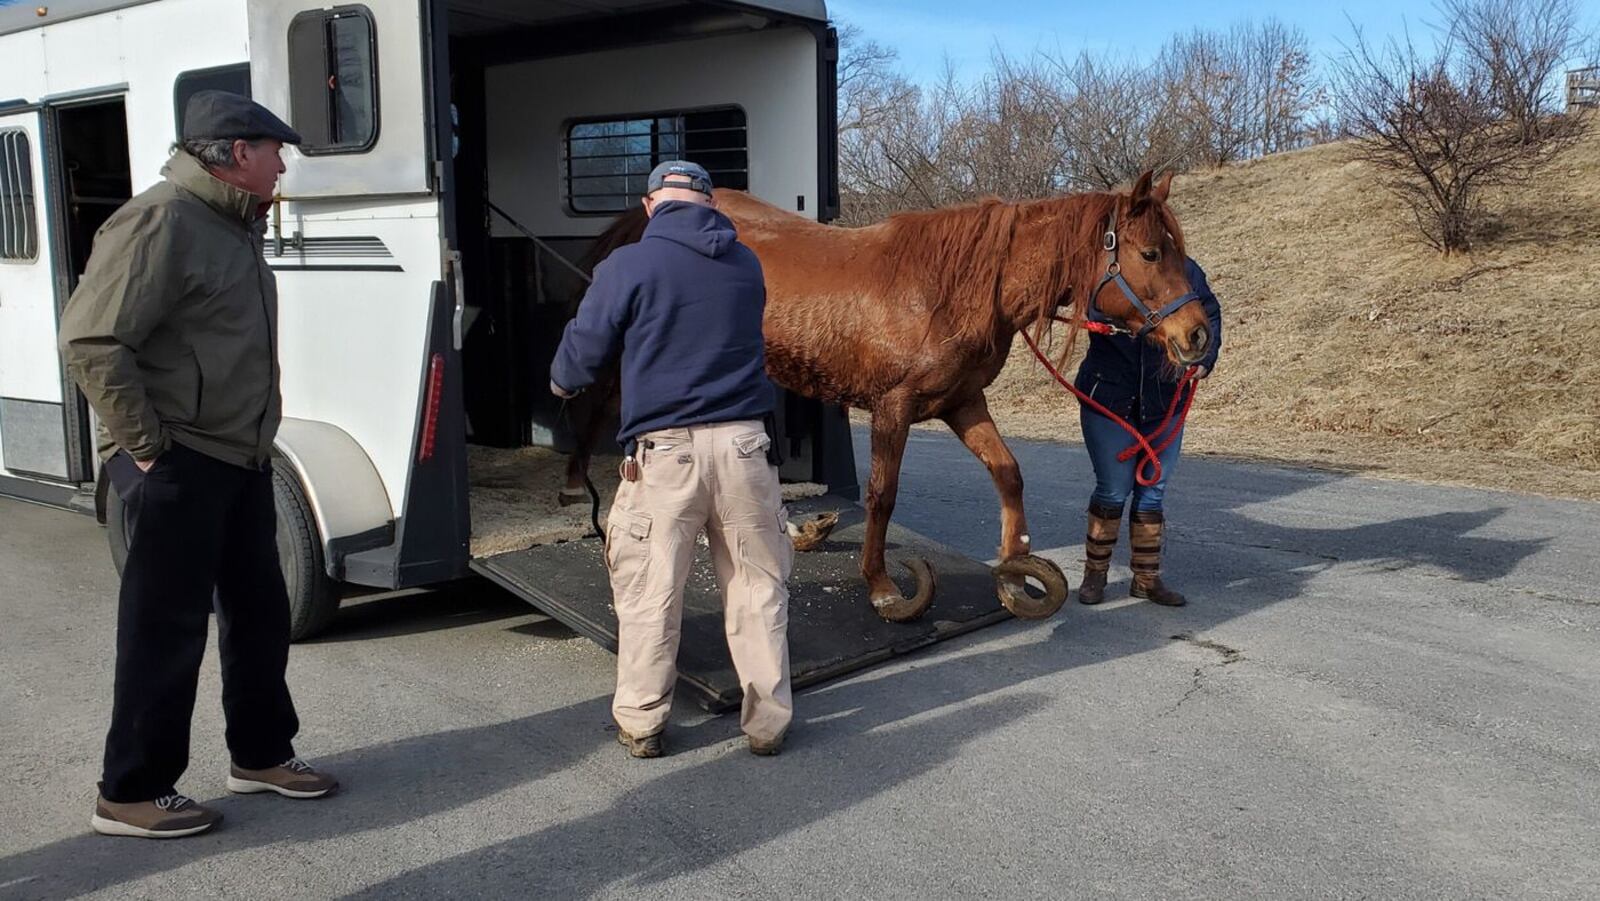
1077 502 1123 605
1128 510 1186 607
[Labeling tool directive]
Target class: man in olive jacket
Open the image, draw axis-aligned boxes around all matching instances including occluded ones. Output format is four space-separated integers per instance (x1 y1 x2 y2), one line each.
59 91 336 840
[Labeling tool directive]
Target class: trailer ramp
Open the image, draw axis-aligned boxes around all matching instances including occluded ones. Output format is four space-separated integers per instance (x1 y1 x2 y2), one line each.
471 496 1013 712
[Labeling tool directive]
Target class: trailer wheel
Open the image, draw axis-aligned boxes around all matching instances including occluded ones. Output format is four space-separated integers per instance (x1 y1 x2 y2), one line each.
103 462 341 641
273 464 342 641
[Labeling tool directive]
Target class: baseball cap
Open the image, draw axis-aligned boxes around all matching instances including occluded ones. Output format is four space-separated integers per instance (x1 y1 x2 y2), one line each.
646 160 713 196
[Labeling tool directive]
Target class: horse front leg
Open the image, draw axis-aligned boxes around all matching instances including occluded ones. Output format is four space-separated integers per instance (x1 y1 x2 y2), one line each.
862 408 936 622
559 375 618 507
943 396 1068 619
559 438 593 507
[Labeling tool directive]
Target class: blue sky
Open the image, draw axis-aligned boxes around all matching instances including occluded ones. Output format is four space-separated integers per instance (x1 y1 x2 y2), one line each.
826 0 1561 81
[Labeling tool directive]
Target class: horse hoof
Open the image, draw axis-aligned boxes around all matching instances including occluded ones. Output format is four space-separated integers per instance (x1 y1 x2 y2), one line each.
557 490 587 508
993 555 1069 620
870 559 937 623
789 512 840 552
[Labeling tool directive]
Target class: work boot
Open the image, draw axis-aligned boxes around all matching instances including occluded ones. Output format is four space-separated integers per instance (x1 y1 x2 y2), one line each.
616 729 664 759
1078 501 1123 605
90 793 221 839
1128 509 1186 607
227 757 339 799
748 733 785 757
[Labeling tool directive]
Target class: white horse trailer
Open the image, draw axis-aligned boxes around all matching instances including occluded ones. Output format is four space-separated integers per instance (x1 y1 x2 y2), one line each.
0 0 854 639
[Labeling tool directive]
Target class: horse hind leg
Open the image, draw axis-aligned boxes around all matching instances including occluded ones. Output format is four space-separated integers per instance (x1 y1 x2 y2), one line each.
943 398 1068 619
860 408 936 622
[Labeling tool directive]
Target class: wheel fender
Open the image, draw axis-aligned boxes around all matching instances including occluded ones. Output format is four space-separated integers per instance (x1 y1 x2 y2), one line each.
272 418 395 578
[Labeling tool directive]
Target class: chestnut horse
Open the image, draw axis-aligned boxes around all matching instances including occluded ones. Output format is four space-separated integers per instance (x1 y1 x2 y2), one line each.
561 170 1211 623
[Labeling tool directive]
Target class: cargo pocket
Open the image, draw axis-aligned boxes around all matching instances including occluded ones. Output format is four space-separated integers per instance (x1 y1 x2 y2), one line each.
732 431 772 459
605 508 654 607
735 513 794 587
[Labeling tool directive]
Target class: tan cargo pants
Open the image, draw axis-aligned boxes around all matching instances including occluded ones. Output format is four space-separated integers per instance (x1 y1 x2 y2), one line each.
605 420 794 744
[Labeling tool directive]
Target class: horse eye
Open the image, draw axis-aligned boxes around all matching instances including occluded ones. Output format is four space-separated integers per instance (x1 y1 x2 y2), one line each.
1140 249 1160 263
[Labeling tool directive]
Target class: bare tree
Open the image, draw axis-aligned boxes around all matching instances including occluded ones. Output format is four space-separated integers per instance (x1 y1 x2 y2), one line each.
833 17 1330 223
1334 28 1542 253
1045 51 1187 189
1248 21 1324 154
1154 20 1321 166
1444 0 1591 144
835 23 935 223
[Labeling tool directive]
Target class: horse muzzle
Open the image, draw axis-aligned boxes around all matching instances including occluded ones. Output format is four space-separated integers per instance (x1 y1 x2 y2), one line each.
1169 324 1210 367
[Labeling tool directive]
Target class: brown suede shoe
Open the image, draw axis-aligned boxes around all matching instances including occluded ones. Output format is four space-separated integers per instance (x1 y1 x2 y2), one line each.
227 757 338 799
617 729 664 759
748 734 784 757
91 793 220 839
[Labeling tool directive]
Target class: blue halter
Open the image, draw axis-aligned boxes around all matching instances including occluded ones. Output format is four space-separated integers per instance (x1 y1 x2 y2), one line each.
1086 210 1200 339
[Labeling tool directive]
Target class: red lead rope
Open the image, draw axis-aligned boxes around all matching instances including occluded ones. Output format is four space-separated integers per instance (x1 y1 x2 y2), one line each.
1022 317 1201 487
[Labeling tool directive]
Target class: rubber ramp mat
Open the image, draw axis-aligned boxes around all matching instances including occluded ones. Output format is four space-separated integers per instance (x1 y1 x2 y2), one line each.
472 496 1012 712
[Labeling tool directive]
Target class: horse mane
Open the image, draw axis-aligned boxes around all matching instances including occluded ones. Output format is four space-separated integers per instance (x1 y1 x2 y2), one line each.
566 205 651 316
874 191 1122 365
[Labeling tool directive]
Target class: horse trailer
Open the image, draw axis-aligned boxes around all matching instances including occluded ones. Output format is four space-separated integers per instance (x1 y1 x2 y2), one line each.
0 0 858 639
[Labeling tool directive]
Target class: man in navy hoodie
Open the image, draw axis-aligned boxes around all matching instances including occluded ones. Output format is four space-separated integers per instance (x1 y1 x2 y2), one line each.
551 161 792 759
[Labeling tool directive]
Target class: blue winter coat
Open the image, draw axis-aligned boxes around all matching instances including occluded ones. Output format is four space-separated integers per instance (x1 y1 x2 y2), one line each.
550 201 776 446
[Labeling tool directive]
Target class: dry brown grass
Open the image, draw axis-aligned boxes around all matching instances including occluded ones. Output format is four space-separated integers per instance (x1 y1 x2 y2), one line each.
982 131 1600 500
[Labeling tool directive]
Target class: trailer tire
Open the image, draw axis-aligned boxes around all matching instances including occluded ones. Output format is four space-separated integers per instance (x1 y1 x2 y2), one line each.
273 463 342 641
103 461 341 641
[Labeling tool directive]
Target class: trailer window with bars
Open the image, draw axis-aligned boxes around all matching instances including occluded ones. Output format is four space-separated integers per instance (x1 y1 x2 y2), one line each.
565 107 748 214
0 129 39 262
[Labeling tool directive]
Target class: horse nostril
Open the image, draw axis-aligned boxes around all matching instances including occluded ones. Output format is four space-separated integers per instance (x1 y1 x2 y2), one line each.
1190 325 1210 352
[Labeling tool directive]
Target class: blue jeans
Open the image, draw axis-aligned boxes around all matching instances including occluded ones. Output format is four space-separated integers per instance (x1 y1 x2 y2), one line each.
1080 407 1185 513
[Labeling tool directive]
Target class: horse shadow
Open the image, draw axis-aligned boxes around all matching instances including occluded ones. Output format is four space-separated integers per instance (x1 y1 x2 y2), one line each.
881 429 1552 602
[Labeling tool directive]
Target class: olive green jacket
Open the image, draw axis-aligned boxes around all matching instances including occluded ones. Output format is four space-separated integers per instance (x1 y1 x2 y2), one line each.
58 151 281 469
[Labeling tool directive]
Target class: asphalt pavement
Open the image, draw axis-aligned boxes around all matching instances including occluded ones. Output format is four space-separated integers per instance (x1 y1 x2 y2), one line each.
2 430 1597 899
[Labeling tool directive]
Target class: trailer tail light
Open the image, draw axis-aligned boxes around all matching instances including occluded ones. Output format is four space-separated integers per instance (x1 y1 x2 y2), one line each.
417 353 445 462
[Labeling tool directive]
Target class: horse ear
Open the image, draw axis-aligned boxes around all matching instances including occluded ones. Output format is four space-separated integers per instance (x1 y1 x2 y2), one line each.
1128 170 1156 217
1152 171 1174 204
1126 169 1152 199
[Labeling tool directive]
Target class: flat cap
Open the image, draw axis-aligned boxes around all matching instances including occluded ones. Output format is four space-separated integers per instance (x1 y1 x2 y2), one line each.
646 160 713 196
182 90 302 145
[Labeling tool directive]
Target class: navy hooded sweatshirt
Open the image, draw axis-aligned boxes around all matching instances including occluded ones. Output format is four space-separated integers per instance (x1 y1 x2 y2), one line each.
550 201 776 448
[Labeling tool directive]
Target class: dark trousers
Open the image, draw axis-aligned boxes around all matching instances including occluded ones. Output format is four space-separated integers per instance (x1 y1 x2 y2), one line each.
100 443 299 803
